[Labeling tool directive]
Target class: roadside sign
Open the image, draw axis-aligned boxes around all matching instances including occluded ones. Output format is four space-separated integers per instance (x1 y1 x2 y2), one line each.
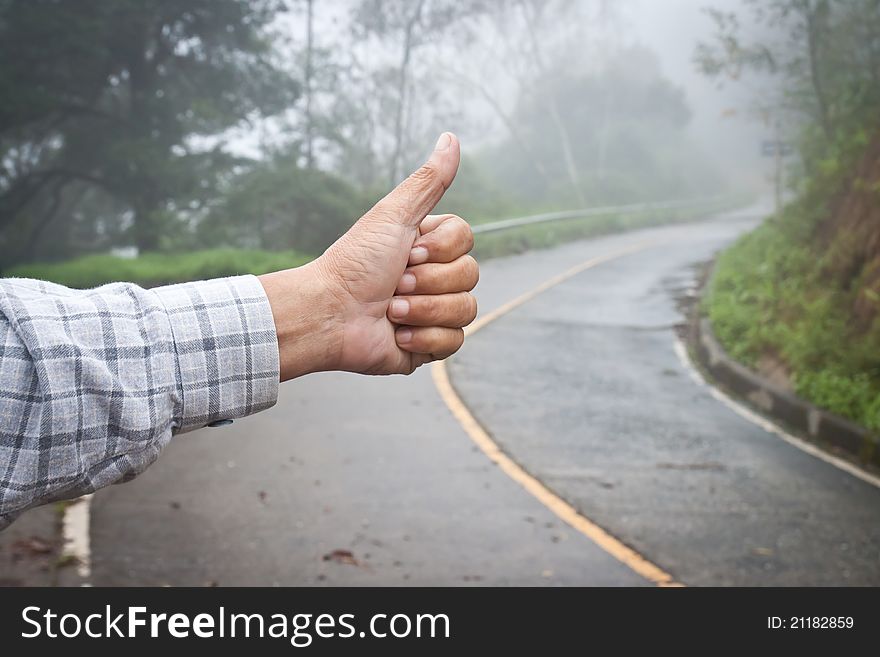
762 140 793 157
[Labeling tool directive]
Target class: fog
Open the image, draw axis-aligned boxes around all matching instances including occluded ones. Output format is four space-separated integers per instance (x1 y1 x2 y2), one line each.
1 0 782 266
2 0 879 591
231 0 772 212
628 0 767 189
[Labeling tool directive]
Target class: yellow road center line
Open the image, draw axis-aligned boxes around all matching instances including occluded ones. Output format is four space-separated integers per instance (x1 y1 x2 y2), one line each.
432 240 682 587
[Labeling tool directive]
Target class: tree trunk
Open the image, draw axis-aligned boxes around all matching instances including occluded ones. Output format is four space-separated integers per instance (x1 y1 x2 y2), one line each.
389 0 425 187
596 85 613 184
548 100 586 206
459 71 555 187
127 31 162 253
806 1 833 142
520 0 586 206
24 181 65 261
304 0 315 168
132 198 160 253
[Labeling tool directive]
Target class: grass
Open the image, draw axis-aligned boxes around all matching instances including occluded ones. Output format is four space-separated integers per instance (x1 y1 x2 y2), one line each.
8 198 742 290
8 248 313 289
705 201 880 432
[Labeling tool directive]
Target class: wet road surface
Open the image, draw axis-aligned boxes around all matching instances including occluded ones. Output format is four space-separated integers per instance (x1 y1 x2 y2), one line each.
90 207 880 585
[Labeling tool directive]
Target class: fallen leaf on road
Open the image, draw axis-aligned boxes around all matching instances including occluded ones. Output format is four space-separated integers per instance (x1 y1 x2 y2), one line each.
322 549 360 567
12 537 53 557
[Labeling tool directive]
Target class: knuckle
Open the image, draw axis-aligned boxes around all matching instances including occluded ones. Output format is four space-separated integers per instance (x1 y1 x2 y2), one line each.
453 327 465 349
453 216 475 251
409 163 440 189
463 255 480 288
462 293 478 325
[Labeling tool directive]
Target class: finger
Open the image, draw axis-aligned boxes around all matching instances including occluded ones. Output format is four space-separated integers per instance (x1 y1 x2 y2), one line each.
362 133 460 229
396 326 465 358
387 292 477 328
419 213 456 235
396 255 479 295
408 353 435 371
409 214 474 265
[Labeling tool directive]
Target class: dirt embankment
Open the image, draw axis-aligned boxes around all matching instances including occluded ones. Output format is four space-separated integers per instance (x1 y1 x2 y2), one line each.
820 134 880 333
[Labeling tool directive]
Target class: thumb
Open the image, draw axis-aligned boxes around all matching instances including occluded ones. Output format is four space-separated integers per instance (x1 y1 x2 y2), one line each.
367 132 460 228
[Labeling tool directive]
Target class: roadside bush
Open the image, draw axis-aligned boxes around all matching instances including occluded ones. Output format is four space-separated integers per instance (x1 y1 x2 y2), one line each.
201 157 369 255
706 195 880 433
7 249 312 289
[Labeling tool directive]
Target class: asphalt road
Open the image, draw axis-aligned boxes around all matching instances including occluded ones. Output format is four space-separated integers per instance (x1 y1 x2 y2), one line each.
90 206 880 586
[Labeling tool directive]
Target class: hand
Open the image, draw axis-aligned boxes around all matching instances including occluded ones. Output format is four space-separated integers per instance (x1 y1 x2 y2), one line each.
259 133 479 381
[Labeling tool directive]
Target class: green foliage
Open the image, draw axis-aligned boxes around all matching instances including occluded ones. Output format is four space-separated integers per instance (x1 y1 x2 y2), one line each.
706 199 880 432
432 156 522 224
699 0 880 433
1 1 727 271
484 46 723 207
698 0 880 172
9 198 743 289
201 155 369 254
0 0 299 256
796 371 880 430
7 249 312 289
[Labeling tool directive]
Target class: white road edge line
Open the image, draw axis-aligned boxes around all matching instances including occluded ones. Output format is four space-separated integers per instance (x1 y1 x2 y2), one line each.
62 494 92 583
673 338 880 490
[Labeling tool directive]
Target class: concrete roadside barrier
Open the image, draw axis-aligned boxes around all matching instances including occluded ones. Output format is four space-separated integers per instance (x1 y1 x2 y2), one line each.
690 284 880 470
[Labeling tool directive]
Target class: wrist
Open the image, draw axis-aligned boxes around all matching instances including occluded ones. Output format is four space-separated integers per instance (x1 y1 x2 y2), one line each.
258 261 343 381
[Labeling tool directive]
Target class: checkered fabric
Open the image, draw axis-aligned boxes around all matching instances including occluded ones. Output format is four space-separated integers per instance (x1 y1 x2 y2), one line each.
0 275 279 529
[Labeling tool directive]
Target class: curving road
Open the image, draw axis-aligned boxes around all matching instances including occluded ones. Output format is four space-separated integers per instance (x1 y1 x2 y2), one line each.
90 205 880 586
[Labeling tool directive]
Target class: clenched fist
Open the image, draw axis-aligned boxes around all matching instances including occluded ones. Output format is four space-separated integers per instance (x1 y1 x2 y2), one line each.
259 133 478 381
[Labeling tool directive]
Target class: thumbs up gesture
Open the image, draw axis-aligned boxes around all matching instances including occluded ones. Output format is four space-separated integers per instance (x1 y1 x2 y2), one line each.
260 133 479 380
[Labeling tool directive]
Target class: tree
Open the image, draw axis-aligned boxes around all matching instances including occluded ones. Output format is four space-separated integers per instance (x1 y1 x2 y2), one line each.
440 0 628 206
350 0 487 186
696 0 880 179
200 152 368 254
488 46 699 205
0 0 298 256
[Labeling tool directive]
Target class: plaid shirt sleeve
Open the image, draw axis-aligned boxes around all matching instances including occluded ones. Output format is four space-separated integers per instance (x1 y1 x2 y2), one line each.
0 275 279 529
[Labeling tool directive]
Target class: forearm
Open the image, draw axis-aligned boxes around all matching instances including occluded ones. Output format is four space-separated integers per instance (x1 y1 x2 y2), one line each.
0 275 278 528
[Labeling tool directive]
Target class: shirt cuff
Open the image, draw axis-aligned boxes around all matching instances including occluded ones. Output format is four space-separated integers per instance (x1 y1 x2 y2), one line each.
152 275 280 432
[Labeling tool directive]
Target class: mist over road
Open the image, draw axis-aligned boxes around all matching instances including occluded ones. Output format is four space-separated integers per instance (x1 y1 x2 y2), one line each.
90 207 880 586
